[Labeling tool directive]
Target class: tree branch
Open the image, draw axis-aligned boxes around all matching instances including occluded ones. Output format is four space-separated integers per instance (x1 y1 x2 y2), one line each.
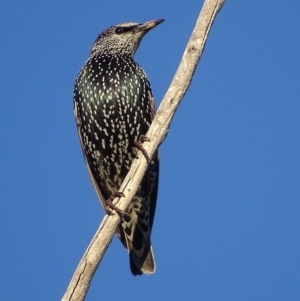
62 1 225 300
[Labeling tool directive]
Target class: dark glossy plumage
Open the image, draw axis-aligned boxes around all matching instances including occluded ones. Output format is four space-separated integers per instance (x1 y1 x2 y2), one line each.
73 19 164 275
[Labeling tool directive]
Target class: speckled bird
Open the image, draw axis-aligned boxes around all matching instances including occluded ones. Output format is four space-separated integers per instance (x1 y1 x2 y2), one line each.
73 19 164 275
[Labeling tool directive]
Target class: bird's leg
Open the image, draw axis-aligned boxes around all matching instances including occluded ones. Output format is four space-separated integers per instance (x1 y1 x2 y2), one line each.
105 191 126 216
134 135 150 163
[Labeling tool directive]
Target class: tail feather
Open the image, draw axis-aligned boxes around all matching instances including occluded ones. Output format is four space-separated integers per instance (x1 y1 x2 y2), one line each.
130 245 156 276
116 218 156 276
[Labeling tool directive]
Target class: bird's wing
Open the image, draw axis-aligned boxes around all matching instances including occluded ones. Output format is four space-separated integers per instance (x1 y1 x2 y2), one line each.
74 101 108 210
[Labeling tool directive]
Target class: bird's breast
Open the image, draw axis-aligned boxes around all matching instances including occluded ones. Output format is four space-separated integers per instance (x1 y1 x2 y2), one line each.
74 54 154 186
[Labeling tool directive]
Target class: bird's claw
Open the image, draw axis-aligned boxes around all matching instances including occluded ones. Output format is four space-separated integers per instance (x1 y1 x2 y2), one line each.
134 135 150 163
105 191 125 216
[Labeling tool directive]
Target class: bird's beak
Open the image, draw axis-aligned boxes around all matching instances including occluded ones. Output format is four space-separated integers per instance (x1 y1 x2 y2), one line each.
134 19 165 33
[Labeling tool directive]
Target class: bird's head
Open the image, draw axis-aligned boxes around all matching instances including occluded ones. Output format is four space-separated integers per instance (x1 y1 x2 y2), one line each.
90 19 164 57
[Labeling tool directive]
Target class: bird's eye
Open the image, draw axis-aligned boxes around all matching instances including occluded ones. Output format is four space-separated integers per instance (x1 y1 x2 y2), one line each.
115 27 124 34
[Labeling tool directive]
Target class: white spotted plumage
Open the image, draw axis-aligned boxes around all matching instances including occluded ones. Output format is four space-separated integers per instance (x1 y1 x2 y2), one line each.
73 19 164 275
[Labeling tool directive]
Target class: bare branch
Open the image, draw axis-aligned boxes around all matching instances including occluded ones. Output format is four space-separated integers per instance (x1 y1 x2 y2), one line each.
62 1 225 300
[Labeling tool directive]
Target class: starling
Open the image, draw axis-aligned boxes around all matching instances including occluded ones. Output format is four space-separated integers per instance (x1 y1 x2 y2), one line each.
73 19 164 275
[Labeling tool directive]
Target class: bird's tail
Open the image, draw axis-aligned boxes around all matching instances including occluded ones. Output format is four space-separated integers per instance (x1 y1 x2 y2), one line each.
129 243 156 276
117 214 156 275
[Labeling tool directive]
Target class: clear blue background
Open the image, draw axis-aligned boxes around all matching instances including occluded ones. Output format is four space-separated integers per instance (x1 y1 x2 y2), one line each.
1 0 299 300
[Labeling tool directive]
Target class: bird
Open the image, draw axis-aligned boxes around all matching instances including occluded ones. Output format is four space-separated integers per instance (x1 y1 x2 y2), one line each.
73 19 164 275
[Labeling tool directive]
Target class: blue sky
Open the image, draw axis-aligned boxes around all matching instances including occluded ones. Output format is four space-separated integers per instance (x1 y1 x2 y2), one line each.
1 0 299 300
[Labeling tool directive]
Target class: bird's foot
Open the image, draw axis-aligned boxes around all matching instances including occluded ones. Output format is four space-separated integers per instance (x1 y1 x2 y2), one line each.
105 191 126 216
134 135 150 163
139 134 150 143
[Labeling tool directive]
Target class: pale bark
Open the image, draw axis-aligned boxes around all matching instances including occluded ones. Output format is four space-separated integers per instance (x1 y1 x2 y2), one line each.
62 1 225 300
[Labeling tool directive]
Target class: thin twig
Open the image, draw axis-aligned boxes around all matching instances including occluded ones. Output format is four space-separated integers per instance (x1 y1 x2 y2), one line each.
62 1 225 300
